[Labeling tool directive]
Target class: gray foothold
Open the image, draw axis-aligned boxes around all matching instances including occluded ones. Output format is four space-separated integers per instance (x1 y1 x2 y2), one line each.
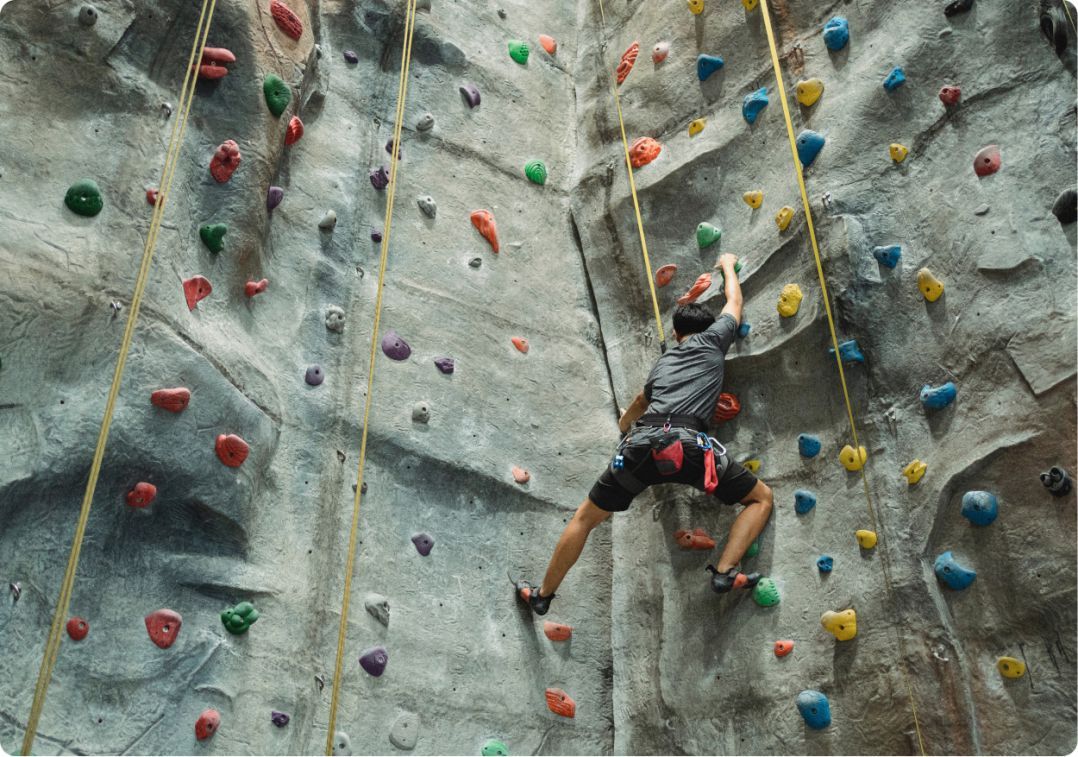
416 113 435 132
325 305 346 333
78 5 98 25
469 257 482 268
412 401 431 423
319 210 337 230
364 592 390 626
417 195 437 218
974 205 990 215
389 712 420 750
333 731 352 756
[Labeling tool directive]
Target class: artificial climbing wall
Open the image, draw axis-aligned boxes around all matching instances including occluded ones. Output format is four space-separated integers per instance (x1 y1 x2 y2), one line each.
0 0 1074 756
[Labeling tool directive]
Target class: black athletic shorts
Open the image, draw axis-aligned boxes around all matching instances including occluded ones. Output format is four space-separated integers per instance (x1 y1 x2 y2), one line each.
588 427 759 512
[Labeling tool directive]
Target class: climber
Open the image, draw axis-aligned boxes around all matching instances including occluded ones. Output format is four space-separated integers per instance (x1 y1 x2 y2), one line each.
519 253 774 615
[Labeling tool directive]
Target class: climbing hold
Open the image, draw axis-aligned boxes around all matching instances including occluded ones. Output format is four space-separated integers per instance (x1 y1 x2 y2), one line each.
652 41 670 63
512 466 530 484
775 206 795 231
126 482 157 508
364 593 390 626
434 356 455 374
284 115 304 145
939 85 961 105
66 617 89 641
796 130 825 168
696 222 722 248
524 159 548 185
388 712 419 750
416 195 437 218
920 382 956 410
872 244 901 268
317 210 337 231
973 145 1001 177
266 186 284 211
883 66 906 91
412 401 430 423
182 276 212 310
78 5 98 26
64 179 103 217
269 0 303 39
688 118 706 137
798 434 821 458
370 166 389 190
686 0 703 13
934 551 976 590
997 657 1026 679
482 739 509 756
1052 189 1077 225
839 445 867 471
795 78 824 107
416 113 435 132
470 209 500 252
902 460 927 485
742 459 760 474
146 188 159 206
917 268 944 302
508 40 530 64
325 305 346 333
616 41 640 85
674 527 716 550
539 34 557 55
820 609 857 640
221 601 260 634
817 555 833 573
796 691 831 730
199 223 227 253
629 137 661 168
654 264 677 287
263 74 291 116
737 322 751 339
752 577 780 607
304 365 324 386
151 387 191 413
381 330 412 361
677 273 712 306
960 490 998 526
343 50 358 64
411 533 434 557
371 229 383 243
855 530 877 549
794 490 817 515
545 688 576 718
744 537 761 558
945 0 974 17
697 54 724 81
743 190 763 209
828 339 865 364
271 711 290 728
742 0 758 9
776 283 802 316
713 392 740 423
1041 466 1072 496
822 17 849 51
889 143 909 163
511 336 529 354
544 621 572 641
742 87 769 124
359 645 389 676
215 433 250 468
774 640 793 657
210 140 241 183
332 731 351 756
144 609 182 649
460 83 481 108
196 47 235 79
195 709 220 741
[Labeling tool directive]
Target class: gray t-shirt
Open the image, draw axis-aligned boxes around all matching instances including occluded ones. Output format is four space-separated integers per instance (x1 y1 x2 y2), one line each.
643 313 738 426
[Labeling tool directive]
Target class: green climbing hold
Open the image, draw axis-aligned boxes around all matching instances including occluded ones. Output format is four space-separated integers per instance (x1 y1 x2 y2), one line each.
696 222 722 248
508 40 529 64
263 74 291 117
64 179 103 217
221 601 259 634
718 261 743 280
481 739 508 756
524 159 547 185
752 577 780 607
200 223 228 253
745 539 760 558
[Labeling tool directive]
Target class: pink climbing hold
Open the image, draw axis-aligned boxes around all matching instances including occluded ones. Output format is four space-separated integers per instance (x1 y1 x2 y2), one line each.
285 115 304 146
66 617 89 641
938 85 961 106
676 272 711 305
543 621 572 641
215 433 250 468
654 264 677 288
512 466 531 484
269 0 303 40
470 209 500 253
629 137 661 168
539 34 557 55
144 608 183 649
146 188 159 206
151 387 191 413
195 709 221 741
244 278 269 297
652 41 670 64
616 41 640 85
973 145 1001 177
511 336 529 354
126 482 157 508
182 276 212 311
196 47 235 79
210 140 241 183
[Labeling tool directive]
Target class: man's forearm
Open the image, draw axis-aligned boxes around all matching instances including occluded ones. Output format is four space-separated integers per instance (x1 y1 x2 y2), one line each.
619 393 649 433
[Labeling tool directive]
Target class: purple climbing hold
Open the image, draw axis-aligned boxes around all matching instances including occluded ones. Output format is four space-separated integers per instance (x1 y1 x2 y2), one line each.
412 532 434 556
370 166 389 190
343 50 358 64
386 138 401 160
305 365 324 386
434 356 455 374
359 645 388 677
460 83 481 108
381 329 411 360
267 185 284 211
271 711 290 728
371 229 383 243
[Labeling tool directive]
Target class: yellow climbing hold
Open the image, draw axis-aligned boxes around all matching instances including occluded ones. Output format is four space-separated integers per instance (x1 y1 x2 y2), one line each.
742 459 761 474
839 444 867 471
688 118 706 137
777 284 803 317
918 268 944 302
743 190 763 209
855 529 878 549
741 0 758 9
687 0 704 14
795 78 824 107
821 609 857 641
997 657 1026 679
890 143 910 163
902 459 927 485
775 205 794 231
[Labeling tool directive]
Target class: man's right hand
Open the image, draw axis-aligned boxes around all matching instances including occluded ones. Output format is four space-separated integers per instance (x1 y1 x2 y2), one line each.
717 253 739 272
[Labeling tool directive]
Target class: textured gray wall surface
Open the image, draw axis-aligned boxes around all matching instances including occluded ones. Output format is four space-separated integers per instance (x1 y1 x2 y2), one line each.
0 0 1074 754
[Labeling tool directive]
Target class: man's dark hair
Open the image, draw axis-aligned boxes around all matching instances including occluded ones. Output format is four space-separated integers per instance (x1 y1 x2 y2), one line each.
672 303 715 337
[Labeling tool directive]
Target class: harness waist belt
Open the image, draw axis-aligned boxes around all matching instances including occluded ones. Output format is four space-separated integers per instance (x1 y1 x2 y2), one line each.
636 413 706 432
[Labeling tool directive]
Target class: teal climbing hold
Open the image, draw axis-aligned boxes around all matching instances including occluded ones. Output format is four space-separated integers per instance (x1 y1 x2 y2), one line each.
508 40 529 64
798 433 822 458
697 54 724 81
873 244 902 269
221 601 259 634
934 551 976 590
921 382 956 410
797 690 832 729
828 340 865 364
742 87 769 124
796 130 825 168
883 66 906 91
481 739 508 756
64 179 103 217
961 490 998 526
524 159 547 185
822 17 849 51
752 577 780 607
696 222 722 248
263 74 291 116
794 489 817 514
200 223 227 253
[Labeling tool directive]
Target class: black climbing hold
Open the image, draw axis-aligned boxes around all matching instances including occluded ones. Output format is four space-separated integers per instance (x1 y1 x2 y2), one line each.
944 0 973 17
359 645 388 677
434 356 455 374
411 532 434 556
1041 466 1072 496
271 711 290 727
343 50 358 64
1052 189 1077 225
469 257 482 268
78 5 98 26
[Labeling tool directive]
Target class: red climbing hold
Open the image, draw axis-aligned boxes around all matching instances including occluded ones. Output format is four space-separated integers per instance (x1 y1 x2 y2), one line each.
539 34 557 55
196 47 236 79
511 337 529 354
151 387 191 413
66 617 89 641
676 272 711 306
774 639 794 657
244 278 269 297
210 140 241 183
938 85 961 106
270 0 303 39
216 433 250 468
712 392 741 422
543 621 573 641
144 609 183 649
545 688 576 718
973 145 1001 177
512 466 531 484
616 41 640 85
195 709 221 741
285 115 304 145
183 276 212 311
126 482 157 508
146 188 159 206
470 209 500 253
655 264 677 288
674 527 716 550
629 137 661 168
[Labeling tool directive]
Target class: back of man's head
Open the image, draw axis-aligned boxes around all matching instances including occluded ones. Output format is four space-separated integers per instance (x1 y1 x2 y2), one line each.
672 303 715 338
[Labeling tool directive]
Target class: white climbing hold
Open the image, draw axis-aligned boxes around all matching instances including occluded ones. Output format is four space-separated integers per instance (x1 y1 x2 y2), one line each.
319 209 337 230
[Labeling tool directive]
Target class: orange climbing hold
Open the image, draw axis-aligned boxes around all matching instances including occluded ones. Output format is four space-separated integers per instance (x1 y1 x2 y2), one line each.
151 387 191 413
539 34 557 55
511 336 529 354
146 188 159 206
629 137 661 168
215 433 250 468
655 264 677 288
676 272 711 305
616 41 640 85
512 466 531 484
774 640 794 657
269 0 303 40
543 621 573 641
209 140 241 183
285 115 304 145
126 482 157 508
182 276 212 311
713 392 740 422
470 209 500 253
545 688 576 718
195 47 235 80
674 527 716 550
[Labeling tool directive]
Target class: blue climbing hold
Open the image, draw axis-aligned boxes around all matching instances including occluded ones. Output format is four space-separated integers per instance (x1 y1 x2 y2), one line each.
817 555 833 573
798 433 822 458
961 491 999 526
822 17 849 51
883 66 906 92
737 322 751 339
934 551 977 590
796 130 825 168
697 54 725 81
794 489 817 515
828 339 865 364
873 245 902 269
796 690 832 729
742 87 769 124
920 382 957 410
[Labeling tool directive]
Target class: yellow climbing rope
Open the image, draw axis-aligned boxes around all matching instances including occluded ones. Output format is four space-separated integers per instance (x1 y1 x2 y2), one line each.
323 0 418 751
595 0 666 350
19 0 218 752
757 0 926 752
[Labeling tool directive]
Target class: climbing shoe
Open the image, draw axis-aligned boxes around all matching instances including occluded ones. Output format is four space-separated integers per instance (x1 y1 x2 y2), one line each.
706 565 762 594
515 579 554 615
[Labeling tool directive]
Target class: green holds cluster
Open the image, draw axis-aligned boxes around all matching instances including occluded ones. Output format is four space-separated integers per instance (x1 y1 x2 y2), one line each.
481 739 508 756
263 74 291 117
745 539 760 558
524 159 547 185
752 577 780 607
200 223 228 253
64 179 103 217
221 601 259 634
696 222 722 248
508 40 529 64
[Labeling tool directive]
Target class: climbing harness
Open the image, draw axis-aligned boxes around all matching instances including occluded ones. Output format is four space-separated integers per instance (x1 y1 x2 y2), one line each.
323 0 419 752
758 0 926 752
20 0 219 752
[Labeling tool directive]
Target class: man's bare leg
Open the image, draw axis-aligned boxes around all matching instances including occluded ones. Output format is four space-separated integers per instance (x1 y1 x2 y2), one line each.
715 480 774 573
538 498 612 597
